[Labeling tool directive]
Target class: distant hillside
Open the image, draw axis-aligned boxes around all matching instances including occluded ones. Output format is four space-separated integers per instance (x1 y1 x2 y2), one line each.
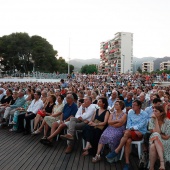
133 56 170 71
70 56 170 72
69 58 100 71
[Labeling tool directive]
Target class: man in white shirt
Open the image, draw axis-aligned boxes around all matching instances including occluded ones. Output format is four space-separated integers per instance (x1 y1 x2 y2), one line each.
17 91 43 135
60 96 96 153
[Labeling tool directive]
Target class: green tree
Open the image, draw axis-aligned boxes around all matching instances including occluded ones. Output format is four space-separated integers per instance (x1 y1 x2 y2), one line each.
80 64 98 74
30 35 58 72
0 32 31 73
137 66 142 73
0 32 72 74
56 57 74 73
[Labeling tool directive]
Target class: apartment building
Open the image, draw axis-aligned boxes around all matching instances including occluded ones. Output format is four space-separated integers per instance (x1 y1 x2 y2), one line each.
98 32 133 74
160 61 170 71
142 61 154 73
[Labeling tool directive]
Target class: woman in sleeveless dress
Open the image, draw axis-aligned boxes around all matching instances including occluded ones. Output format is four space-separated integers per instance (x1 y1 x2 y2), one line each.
92 100 127 162
149 105 170 170
82 97 110 157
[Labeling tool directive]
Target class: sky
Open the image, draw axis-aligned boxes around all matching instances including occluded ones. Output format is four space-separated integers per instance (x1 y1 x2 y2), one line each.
0 0 170 61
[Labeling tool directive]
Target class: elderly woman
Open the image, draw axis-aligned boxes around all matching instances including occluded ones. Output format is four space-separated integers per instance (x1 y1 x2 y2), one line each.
148 105 170 170
92 100 127 163
33 94 56 131
82 97 110 156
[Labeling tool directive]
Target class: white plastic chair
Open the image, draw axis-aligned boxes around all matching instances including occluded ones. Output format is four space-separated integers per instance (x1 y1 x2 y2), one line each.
119 138 144 160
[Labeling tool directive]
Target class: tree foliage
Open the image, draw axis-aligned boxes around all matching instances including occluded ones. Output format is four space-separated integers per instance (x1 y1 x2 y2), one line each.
0 32 73 73
80 64 98 74
56 57 74 73
137 66 142 73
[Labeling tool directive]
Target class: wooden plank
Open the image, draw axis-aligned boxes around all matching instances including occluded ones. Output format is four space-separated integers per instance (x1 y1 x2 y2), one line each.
1 128 167 170
0 133 32 169
42 140 64 170
12 139 43 169
36 142 59 170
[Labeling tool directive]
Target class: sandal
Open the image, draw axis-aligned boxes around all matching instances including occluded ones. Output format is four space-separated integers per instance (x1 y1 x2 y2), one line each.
159 160 165 170
42 139 53 146
32 129 41 135
92 154 101 163
40 136 47 143
9 121 16 125
9 128 17 132
82 150 89 156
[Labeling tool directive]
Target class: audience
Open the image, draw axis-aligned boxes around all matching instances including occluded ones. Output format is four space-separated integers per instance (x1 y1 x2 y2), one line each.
1 72 170 169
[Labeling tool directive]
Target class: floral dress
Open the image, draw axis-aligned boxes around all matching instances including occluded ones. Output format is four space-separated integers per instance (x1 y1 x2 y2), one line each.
99 112 126 151
44 103 64 127
149 118 170 162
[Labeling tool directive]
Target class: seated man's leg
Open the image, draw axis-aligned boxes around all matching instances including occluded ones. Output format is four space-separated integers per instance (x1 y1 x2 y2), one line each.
17 113 26 132
9 109 17 116
24 113 36 134
67 120 86 146
3 107 12 122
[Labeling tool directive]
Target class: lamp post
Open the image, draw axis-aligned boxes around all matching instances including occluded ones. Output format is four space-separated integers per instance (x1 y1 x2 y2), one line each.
68 38 70 75
135 61 137 73
122 54 125 73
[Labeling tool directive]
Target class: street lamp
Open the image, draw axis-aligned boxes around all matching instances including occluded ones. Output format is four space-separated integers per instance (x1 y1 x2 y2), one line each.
122 54 125 73
134 61 137 73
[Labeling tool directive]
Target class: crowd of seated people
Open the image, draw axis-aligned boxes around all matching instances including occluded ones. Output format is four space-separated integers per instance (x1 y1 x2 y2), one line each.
0 73 170 170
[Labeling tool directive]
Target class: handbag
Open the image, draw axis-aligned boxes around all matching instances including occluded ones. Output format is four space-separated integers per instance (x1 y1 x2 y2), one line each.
94 119 105 130
37 109 46 117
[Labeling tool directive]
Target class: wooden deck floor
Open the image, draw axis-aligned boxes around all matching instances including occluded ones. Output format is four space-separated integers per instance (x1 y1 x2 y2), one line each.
0 127 169 170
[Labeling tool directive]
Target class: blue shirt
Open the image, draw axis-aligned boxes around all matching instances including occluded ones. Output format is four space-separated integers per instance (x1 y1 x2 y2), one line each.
124 99 133 107
10 96 26 109
63 102 78 120
126 109 148 134
145 106 154 122
108 97 117 108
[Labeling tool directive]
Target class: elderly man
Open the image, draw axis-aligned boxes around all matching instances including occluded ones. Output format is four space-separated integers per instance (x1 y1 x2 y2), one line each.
1 90 26 124
17 91 43 135
139 92 149 110
106 100 148 170
108 90 118 110
60 96 96 153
